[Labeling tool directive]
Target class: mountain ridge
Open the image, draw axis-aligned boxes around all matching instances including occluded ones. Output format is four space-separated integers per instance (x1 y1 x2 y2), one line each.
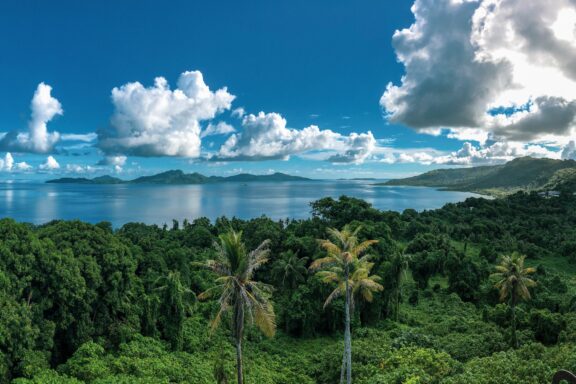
380 157 576 197
47 170 311 185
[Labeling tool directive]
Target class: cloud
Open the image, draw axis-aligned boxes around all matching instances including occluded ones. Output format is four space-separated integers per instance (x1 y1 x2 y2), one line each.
370 141 562 166
60 133 97 142
64 163 99 174
0 83 62 153
382 0 576 146
488 97 576 142
0 153 31 172
200 121 236 138
433 141 560 165
232 107 245 118
214 112 376 163
99 70 235 157
4 153 14 170
562 141 576 160
381 0 512 130
328 132 377 163
39 155 60 171
97 155 127 172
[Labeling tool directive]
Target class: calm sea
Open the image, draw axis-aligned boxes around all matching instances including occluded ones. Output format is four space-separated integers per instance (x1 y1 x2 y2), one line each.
0 180 481 227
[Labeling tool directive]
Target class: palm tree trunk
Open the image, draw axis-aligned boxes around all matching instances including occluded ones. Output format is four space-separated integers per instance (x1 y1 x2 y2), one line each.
344 261 352 384
339 346 346 384
511 296 517 349
235 303 245 384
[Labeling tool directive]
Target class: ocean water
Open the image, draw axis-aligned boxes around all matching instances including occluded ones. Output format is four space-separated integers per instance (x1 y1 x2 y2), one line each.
0 180 481 227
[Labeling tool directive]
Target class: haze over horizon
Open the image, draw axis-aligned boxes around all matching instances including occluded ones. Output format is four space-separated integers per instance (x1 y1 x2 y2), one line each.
1 0 576 181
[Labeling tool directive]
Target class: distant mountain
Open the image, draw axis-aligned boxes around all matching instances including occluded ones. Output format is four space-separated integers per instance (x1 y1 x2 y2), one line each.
380 157 576 196
129 170 212 184
223 173 310 182
47 175 123 184
47 170 311 185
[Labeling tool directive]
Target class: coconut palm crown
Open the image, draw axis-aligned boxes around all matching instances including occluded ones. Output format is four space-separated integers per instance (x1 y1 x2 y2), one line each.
310 225 382 384
491 252 536 348
196 230 276 384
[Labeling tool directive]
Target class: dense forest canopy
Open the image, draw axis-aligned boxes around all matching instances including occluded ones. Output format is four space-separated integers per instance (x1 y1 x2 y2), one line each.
1 192 576 383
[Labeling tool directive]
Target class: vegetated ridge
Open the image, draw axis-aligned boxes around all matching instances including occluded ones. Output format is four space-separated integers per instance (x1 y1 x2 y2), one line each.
47 170 311 184
381 157 576 196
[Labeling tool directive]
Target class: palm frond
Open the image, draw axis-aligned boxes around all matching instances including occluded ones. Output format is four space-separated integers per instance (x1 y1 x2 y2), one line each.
323 286 344 309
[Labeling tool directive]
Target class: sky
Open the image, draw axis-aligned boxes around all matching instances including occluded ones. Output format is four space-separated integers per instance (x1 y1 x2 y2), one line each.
0 0 575 180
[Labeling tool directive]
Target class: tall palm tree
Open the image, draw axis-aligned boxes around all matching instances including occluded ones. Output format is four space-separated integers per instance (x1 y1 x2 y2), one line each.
196 230 276 384
491 252 536 348
271 250 308 289
310 225 381 384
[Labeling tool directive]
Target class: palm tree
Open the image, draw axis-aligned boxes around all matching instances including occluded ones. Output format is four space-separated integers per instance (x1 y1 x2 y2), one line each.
310 225 382 384
271 250 308 289
196 230 276 384
491 252 536 348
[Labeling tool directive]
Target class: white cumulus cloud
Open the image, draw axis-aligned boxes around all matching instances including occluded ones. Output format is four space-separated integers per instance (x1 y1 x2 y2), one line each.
39 156 60 171
99 70 235 157
0 83 62 153
381 0 576 161
97 155 127 172
201 121 236 138
215 112 376 163
0 153 31 172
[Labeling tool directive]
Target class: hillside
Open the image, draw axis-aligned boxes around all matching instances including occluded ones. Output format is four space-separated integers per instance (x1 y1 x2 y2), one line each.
382 157 576 196
47 170 311 185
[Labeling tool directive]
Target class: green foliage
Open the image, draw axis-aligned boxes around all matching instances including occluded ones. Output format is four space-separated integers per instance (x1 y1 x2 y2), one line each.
1 194 576 383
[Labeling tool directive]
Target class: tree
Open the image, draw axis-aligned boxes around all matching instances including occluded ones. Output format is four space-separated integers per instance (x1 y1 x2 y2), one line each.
310 225 382 384
154 271 195 350
271 250 308 289
196 231 275 384
385 252 410 322
491 252 536 348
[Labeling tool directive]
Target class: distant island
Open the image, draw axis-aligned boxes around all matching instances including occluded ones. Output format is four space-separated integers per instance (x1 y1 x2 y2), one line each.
47 170 311 185
380 157 576 197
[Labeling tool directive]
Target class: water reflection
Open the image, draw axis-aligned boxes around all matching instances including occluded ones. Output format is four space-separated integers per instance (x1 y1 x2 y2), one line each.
0 181 482 227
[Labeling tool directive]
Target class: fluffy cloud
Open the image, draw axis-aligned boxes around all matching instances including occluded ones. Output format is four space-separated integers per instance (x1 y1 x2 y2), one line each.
65 164 96 174
99 70 235 157
97 155 127 167
60 133 97 142
39 156 60 171
0 153 31 172
200 121 236 138
373 141 563 166
215 112 376 163
433 141 560 165
382 0 576 148
381 0 512 130
328 132 377 163
0 83 62 153
562 141 576 160
97 155 127 172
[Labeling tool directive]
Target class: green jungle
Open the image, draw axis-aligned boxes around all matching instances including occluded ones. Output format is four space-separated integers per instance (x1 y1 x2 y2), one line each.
1 192 576 383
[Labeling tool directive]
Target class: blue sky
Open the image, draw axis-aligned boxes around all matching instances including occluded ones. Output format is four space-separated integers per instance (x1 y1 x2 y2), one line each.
0 0 575 180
